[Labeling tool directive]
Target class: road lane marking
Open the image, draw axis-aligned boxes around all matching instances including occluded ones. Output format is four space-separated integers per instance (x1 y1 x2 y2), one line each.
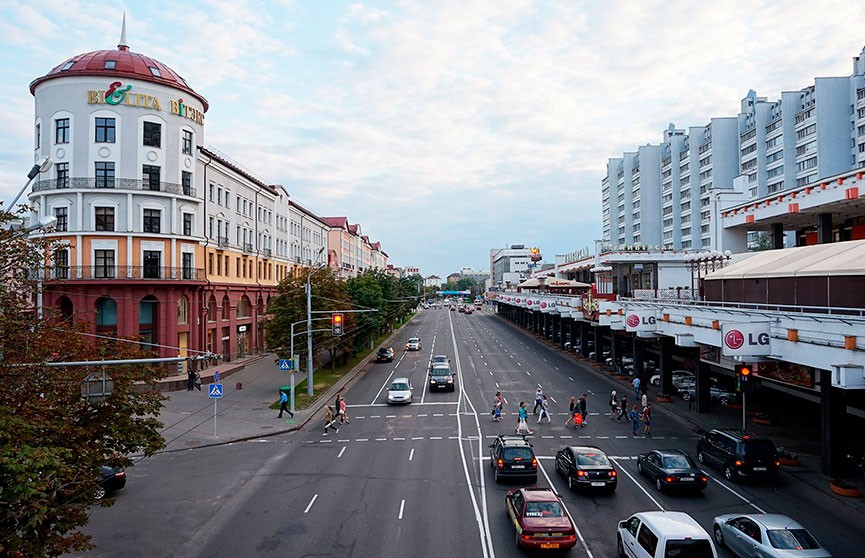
537 462 595 558
707 473 767 513
304 494 318 514
611 457 665 511
398 499 405 520
338 446 346 457
409 448 415 461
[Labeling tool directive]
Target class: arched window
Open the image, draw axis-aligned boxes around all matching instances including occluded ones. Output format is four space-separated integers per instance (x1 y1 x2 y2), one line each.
208 295 217 322
95 297 117 326
177 296 189 325
56 295 73 322
237 295 251 318
221 295 230 320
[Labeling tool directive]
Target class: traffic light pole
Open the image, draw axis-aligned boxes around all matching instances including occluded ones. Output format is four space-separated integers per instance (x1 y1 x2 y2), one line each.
742 391 747 430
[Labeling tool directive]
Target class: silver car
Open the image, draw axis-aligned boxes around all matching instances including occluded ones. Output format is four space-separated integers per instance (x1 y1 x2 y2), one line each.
713 514 831 558
406 337 422 351
387 378 413 405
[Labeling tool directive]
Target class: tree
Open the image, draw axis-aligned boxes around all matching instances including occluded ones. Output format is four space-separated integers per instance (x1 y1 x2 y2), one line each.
0 207 166 557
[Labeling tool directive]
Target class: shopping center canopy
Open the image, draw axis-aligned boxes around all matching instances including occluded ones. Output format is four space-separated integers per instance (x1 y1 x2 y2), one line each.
518 277 591 288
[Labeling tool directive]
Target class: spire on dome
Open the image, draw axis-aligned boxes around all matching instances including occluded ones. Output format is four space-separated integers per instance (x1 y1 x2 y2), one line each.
118 13 129 51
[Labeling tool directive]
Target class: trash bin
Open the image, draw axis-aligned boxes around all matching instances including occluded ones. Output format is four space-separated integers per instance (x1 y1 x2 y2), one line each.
279 386 291 397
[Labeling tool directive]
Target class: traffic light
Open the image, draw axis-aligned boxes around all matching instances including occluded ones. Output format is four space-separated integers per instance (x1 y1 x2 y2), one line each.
331 313 344 336
735 363 752 392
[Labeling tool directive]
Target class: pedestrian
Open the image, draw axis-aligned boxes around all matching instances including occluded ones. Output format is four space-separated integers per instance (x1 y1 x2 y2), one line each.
641 391 648 409
632 376 641 401
278 390 294 419
564 396 577 427
335 395 345 424
515 401 533 435
642 402 652 437
194 371 202 391
577 394 588 427
492 391 503 421
537 395 551 424
532 386 544 415
629 404 640 436
339 395 350 424
617 394 628 422
323 405 339 435
609 390 619 420
186 368 195 391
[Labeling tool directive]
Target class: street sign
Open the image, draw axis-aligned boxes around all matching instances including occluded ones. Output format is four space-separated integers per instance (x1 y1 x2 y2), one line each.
213 370 221 382
208 383 223 398
279 359 293 371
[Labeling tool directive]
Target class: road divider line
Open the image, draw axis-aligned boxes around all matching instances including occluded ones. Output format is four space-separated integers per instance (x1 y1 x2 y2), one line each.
537 462 595 558
409 448 415 461
707 473 767 513
338 446 346 458
304 494 318 514
611 457 665 511
398 499 405 520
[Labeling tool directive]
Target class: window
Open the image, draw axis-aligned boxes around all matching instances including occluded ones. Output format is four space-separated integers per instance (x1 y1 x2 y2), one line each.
149 66 162 77
95 117 116 143
95 207 115 231
143 209 161 233
94 250 115 278
53 248 69 279
54 207 68 232
143 121 162 147
183 213 193 236
56 162 69 188
95 162 115 188
178 296 189 325
35 123 40 149
182 171 192 195
55 118 70 144
61 60 76 71
142 164 161 190
143 250 161 279
103 59 117 69
182 253 194 280
796 124 816 140
182 130 193 154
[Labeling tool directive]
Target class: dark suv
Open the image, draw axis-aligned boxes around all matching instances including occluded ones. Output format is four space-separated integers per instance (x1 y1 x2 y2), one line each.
375 347 395 363
428 364 455 392
490 435 538 483
696 429 779 482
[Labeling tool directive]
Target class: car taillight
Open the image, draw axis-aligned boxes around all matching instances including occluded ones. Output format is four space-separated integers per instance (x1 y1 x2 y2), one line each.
666 476 675 483
115 471 126 478
531 458 537 469
700 476 707 482
774 460 780 467
577 470 586 477
735 460 743 467
497 458 504 470
568 535 576 540
610 470 617 477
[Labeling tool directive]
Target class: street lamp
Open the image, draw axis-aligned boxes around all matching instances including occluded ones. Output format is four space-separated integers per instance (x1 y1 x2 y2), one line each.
8 156 52 210
306 247 326 397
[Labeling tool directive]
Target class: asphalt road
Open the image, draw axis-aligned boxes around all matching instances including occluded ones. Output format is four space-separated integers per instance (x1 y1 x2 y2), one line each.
73 307 865 557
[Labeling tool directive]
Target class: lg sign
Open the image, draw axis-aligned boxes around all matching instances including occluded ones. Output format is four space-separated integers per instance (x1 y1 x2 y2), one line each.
721 323 772 356
724 329 769 350
626 315 640 328
627 314 656 326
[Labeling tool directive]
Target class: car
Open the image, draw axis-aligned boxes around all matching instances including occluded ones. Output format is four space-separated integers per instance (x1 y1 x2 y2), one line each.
449 305 456 311
386 377 413 404
375 347 395 362
618 511 718 558
465 307 473 314
712 513 831 558
428 364 455 392
650 369 693 387
97 465 127 499
405 337 422 351
696 429 780 482
636 449 708 492
679 386 737 406
554 446 618 492
505 487 577 551
458 305 466 313
429 354 449 371
489 435 538 483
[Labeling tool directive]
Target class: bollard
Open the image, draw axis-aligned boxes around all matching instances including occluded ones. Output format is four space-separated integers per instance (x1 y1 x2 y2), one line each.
236 382 243 390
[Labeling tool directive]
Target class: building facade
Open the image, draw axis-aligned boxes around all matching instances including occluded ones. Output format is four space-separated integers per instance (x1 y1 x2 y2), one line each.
490 245 532 288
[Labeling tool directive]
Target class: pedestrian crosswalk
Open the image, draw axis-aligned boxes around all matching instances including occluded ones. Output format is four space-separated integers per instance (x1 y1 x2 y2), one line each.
301 434 696 444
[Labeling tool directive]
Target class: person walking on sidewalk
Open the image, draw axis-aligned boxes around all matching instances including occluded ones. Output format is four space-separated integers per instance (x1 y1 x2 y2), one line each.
617 394 628 422
194 371 202 391
641 402 653 437
278 390 294 419
629 404 640 436
186 368 196 391
577 394 588 427
323 406 339 435
537 395 551 424
515 402 533 435
532 386 544 416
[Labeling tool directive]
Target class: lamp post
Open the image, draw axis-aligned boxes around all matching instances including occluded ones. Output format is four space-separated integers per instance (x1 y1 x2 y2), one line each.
306 247 326 397
8 156 52 211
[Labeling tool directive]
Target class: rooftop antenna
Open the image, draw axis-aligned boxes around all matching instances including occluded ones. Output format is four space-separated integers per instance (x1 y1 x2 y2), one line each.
118 12 129 51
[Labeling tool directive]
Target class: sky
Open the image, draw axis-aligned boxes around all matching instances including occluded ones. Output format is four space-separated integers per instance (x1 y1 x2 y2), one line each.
1 1 864 278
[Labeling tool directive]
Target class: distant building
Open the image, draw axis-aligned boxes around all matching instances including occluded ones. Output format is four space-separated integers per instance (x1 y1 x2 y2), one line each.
446 272 462 284
321 217 387 279
424 275 442 288
490 245 532 289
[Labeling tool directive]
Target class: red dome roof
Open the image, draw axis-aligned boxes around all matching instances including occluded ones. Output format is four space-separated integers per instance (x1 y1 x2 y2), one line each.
30 46 208 112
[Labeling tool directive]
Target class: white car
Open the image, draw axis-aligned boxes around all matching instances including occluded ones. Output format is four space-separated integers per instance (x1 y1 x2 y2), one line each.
406 337 422 351
618 511 717 558
650 370 693 387
387 378 413 404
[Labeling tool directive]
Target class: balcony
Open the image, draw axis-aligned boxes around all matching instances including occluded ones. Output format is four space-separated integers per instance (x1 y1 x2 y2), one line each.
217 237 230 249
242 243 253 253
45 266 205 281
33 177 197 197
262 248 272 259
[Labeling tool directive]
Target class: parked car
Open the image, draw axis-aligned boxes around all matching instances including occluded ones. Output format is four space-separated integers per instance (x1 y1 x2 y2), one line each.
97 465 127 499
505 487 577 551
428 364 455 392
554 446 617 492
636 449 708 492
386 377 413 404
679 386 737 406
696 429 780 482
618 511 718 558
650 370 693 387
375 347 395 363
489 435 538 483
712 513 832 557
405 337 422 351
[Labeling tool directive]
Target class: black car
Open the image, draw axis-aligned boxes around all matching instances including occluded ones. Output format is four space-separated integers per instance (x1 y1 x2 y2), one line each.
375 347 395 363
554 446 617 492
428 364 455 392
97 465 127 499
490 435 538 483
428 354 449 373
637 449 708 492
696 429 780 482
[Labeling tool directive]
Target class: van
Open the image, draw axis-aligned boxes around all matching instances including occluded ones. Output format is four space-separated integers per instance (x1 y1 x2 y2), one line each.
695 429 779 482
617 511 717 558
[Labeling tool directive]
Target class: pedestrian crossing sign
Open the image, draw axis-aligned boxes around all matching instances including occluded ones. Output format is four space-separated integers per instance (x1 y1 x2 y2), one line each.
279 359 293 371
208 383 223 398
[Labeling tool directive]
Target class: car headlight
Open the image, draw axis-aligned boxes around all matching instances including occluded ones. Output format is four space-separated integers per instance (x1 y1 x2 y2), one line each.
446 378 453 383
430 379 436 384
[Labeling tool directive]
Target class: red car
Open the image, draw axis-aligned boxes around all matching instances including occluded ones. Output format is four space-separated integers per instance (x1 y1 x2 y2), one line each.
505 487 577 551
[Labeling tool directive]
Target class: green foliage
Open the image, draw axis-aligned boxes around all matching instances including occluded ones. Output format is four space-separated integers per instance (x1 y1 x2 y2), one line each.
0 206 166 556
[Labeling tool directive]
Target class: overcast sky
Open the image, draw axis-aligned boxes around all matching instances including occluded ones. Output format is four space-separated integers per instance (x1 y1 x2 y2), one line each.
1 1 864 277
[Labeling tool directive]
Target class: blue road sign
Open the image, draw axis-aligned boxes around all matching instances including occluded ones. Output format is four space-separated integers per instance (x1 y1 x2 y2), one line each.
208 383 224 398
213 370 221 382
279 359 293 371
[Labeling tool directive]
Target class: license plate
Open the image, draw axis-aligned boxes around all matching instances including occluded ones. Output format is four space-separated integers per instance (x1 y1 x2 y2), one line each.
591 482 606 487
540 543 560 549
754 466 767 471
512 465 525 469
680 477 694 481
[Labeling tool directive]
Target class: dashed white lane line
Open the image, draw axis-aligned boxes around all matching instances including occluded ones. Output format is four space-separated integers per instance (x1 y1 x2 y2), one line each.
398 499 406 520
409 448 415 461
338 446 346 457
304 494 318 514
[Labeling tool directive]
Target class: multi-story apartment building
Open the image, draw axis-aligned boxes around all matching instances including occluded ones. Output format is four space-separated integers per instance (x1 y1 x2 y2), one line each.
322 217 387 278
287 199 329 271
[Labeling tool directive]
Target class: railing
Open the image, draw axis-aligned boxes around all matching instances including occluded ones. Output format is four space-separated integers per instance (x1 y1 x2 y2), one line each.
620 296 865 319
242 243 253 253
33 178 197 198
44 266 205 281
262 248 272 259
217 237 230 248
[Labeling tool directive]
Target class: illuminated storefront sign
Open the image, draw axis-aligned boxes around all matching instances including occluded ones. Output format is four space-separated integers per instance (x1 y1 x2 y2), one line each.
87 81 204 124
